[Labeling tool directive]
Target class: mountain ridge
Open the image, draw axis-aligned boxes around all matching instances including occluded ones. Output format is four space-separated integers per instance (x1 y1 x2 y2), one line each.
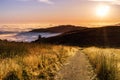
30 25 87 33
34 25 120 48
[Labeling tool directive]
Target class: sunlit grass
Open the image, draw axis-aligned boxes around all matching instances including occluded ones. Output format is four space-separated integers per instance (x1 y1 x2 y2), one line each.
0 40 78 80
83 47 120 80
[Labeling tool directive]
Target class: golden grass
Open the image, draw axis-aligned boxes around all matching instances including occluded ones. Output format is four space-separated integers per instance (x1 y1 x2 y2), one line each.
82 47 120 80
0 41 78 80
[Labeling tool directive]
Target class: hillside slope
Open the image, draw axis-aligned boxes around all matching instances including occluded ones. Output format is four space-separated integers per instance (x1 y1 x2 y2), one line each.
35 25 120 47
30 25 86 33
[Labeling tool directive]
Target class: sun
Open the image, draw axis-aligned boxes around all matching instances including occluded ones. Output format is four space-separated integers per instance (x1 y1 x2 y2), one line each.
96 4 110 17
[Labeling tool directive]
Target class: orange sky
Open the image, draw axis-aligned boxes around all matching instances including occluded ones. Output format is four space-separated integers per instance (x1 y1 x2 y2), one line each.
0 0 120 26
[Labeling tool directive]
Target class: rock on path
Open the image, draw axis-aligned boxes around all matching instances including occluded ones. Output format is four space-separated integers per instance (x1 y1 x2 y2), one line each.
56 51 97 80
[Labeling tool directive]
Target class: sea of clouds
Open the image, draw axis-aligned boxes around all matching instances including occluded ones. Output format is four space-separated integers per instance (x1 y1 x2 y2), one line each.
0 25 60 42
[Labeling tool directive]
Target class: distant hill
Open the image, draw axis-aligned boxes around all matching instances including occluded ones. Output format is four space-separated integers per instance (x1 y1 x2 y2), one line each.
34 25 120 47
30 25 87 33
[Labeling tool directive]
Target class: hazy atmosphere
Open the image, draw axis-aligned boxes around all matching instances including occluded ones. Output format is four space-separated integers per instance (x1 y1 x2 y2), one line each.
0 0 120 80
0 0 120 25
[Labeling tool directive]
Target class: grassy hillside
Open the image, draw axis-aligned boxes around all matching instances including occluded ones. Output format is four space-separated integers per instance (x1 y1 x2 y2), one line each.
35 25 120 47
0 40 78 80
82 47 120 80
30 25 86 33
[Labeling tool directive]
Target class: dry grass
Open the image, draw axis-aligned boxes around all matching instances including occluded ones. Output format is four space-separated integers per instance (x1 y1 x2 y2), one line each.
82 47 120 80
0 40 78 80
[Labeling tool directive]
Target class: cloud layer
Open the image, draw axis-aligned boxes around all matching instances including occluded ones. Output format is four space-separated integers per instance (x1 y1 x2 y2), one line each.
17 0 53 4
38 0 53 4
16 0 120 5
89 0 120 5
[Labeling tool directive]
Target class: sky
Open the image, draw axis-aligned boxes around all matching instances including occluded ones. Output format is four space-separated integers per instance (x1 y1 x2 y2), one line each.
0 0 120 25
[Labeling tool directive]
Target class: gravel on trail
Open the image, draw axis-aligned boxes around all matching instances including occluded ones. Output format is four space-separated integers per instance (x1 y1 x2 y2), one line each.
56 51 98 80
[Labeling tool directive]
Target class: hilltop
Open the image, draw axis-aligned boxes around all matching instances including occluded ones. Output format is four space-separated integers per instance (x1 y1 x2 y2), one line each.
34 25 120 47
30 25 87 33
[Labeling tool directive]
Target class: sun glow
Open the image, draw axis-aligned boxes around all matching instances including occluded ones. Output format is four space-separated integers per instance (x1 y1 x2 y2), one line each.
96 4 110 17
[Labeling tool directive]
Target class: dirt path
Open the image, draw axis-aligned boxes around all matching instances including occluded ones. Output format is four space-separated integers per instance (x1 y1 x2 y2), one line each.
56 50 97 80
